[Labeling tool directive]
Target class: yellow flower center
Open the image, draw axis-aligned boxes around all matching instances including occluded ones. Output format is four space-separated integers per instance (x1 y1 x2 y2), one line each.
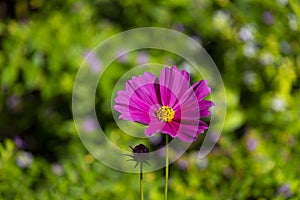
156 106 175 122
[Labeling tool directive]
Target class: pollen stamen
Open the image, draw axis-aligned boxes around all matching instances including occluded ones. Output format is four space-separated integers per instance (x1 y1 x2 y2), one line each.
156 106 175 122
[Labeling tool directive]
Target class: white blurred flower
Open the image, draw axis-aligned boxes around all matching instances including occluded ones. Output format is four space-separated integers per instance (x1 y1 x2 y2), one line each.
271 96 286 112
213 10 231 30
16 151 33 168
277 0 288 6
196 158 209 170
239 25 255 42
243 71 257 86
259 53 274 65
243 43 257 57
189 151 209 170
288 13 298 31
280 41 291 54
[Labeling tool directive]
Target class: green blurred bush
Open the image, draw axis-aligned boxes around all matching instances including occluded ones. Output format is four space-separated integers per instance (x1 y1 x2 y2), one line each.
0 0 300 199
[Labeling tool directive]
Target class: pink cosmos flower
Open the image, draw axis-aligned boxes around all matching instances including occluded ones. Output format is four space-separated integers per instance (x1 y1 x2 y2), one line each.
114 66 214 142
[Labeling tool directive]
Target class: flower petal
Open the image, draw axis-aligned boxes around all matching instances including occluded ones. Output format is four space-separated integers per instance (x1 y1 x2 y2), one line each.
171 66 190 82
199 100 214 117
197 120 208 134
145 118 164 137
192 80 211 100
114 72 160 124
199 100 215 108
159 67 190 107
161 118 204 142
126 72 160 105
173 87 200 120
172 120 199 142
161 122 180 137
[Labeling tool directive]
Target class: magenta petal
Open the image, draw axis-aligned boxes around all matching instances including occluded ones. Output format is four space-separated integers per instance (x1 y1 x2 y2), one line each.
192 80 211 100
126 72 156 91
199 100 214 117
174 87 200 120
145 119 164 137
161 122 179 137
171 66 190 82
176 122 200 142
114 72 160 124
193 121 209 141
160 67 190 107
114 105 131 120
199 100 215 108
197 120 208 134
200 109 211 117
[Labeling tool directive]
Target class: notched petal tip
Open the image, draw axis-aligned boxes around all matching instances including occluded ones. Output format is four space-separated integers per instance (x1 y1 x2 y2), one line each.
171 65 190 82
192 79 212 100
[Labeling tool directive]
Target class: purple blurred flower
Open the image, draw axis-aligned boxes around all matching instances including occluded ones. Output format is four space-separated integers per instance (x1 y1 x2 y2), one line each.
137 51 149 65
82 117 98 132
191 36 202 44
117 50 128 63
277 184 291 198
7 95 20 110
149 134 162 145
16 151 33 168
172 23 185 32
114 66 214 142
177 158 189 170
288 136 295 146
262 11 274 25
14 136 26 149
246 138 257 151
20 18 30 24
84 51 102 73
52 163 64 176
223 167 234 178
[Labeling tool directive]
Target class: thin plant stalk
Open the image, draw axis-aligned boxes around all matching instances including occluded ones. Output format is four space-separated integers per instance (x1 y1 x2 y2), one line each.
164 135 169 200
140 163 144 200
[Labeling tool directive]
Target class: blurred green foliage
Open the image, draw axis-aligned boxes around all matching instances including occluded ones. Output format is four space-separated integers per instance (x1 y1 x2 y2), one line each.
0 0 300 199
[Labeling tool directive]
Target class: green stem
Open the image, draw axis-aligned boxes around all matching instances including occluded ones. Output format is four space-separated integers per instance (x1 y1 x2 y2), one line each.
140 163 144 200
164 135 169 200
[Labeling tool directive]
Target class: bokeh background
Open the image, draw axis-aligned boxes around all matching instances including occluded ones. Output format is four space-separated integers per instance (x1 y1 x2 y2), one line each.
0 0 300 199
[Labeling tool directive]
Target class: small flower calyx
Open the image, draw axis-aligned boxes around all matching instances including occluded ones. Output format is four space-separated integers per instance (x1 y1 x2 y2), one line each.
124 144 150 168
